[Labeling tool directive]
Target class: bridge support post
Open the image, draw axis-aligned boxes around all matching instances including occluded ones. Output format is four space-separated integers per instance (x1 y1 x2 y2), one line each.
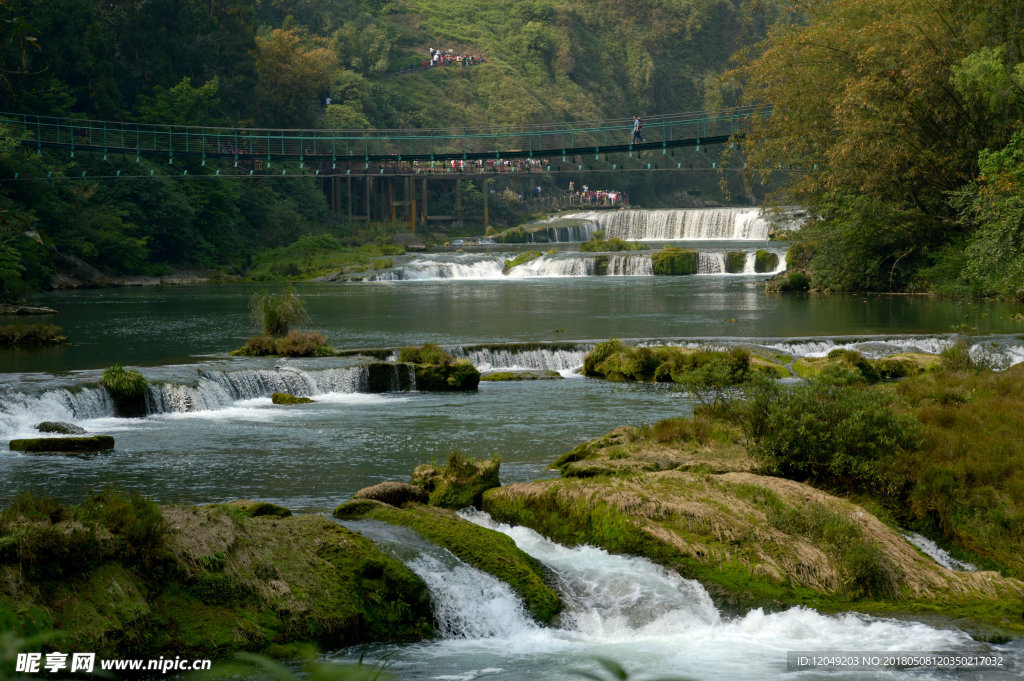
364 176 371 222
407 176 416 233
455 179 463 230
483 177 489 228
421 177 428 227
333 176 342 215
347 176 353 221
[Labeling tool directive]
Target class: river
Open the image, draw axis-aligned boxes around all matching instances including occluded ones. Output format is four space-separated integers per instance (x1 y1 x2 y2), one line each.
2 207 1022 679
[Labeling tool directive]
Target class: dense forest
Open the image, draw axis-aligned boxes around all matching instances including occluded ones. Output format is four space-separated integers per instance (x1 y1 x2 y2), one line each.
732 0 1024 298
0 0 787 300
2 0 1024 299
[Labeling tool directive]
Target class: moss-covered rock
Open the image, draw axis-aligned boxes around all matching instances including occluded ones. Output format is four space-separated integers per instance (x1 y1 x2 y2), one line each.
353 481 429 506
754 250 780 273
333 501 561 624
413 361 480 391
483 471 1024 635
271 392 314 405
398 344 481 391
651 247 697 275
36 421 87 435
725 251 747 273
222 499 292 518
480 370 563 381
0 502 436 660
10 435 115 453
502 250 542 273
411 452 501 509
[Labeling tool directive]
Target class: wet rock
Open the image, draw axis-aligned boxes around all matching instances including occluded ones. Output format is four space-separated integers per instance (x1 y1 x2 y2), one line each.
271 392 314 405
10 436 114 453
36 421 87 435
354 481 429 507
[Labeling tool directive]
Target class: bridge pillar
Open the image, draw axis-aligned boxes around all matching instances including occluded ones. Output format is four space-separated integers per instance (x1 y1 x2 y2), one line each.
347 176 353 221
364 176 371 222
483 177 489 227
455 179 462 229
407 176 416 233
421 177 428 227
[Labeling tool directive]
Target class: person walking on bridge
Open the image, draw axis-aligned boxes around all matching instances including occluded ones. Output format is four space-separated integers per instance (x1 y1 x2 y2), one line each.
632 115 645 145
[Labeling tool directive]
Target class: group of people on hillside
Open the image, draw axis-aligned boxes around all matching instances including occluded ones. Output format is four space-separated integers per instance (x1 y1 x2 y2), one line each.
425 48 484 68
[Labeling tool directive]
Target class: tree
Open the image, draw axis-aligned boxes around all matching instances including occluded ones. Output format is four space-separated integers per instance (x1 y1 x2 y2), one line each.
730 0 1009 291
254 28 336 128
136 77 227 126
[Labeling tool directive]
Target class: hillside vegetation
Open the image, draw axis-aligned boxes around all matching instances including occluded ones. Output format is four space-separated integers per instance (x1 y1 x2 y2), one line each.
733 0 1024 298
0 0 785 300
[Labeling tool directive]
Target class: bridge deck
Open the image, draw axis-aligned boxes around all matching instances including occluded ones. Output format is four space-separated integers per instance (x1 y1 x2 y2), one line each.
1 107 765 163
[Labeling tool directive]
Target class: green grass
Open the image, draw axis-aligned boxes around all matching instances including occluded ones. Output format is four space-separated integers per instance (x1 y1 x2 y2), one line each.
245 234 405 281
101 364 148 398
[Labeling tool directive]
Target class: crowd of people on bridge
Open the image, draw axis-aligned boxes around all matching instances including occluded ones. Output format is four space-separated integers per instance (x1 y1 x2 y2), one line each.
425 48 484 68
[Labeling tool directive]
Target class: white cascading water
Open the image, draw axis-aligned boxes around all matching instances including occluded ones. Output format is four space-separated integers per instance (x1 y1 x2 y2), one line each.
336 519 538 640
336 510 998 680
0 365 415 438
901 533 978 572
559 207 771 241
370 250 785 280
448 345 590 374
387 510 992 681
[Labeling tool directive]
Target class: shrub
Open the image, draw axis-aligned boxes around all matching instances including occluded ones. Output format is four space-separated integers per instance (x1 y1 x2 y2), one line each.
101 364 148 398
786 240 815 269
778 270 810 291
249 284 310 336
234 331 333 357
398 342 452 365
82 487 168 569
741 381 920 499
0 323 67 346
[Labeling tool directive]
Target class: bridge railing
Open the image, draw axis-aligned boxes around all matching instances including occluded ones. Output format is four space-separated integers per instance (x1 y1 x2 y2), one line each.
0 106 768 161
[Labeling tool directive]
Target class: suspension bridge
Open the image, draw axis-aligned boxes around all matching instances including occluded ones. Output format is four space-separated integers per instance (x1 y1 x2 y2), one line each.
0 106 767 227
1 106 764 168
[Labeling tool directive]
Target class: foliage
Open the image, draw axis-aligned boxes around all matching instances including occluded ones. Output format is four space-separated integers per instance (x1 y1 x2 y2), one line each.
101 364 148 398
0 323 65 346
578 238 644 253
739 379 921 499
398 342 452 365
235 331 335 357
410 451 501 509
0 488 168 580
730 0 1024 295
249 284 310 336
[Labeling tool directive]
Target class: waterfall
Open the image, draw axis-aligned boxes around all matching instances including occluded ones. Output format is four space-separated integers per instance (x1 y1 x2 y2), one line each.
1 365 413 437
448 344 591 372
556 208 771 241
607 254 653 276
339 519 538 639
